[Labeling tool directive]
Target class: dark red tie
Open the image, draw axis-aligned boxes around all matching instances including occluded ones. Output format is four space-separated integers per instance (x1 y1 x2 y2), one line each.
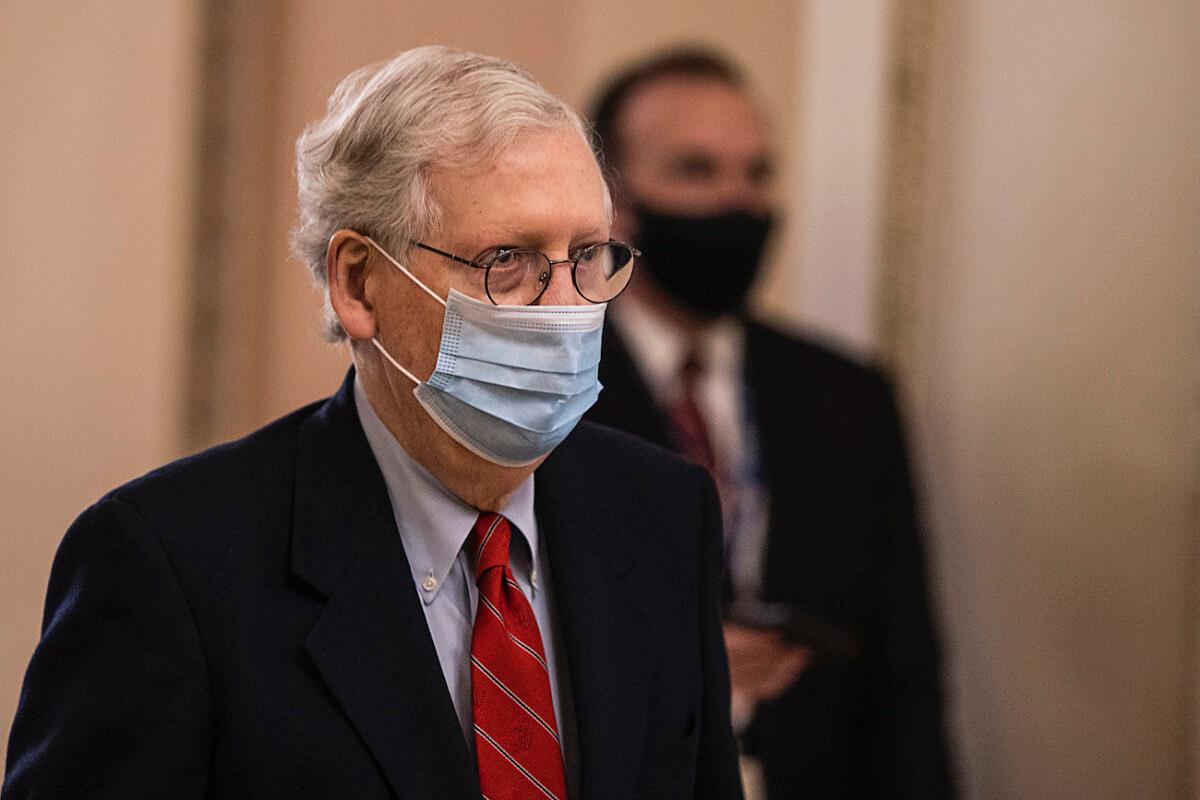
666 347 716 473
468 512 567 800
665 349 738 600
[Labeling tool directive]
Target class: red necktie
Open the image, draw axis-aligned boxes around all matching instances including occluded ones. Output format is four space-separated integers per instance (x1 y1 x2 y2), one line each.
665 349 738 600
666 347 716 473
468 512 567 800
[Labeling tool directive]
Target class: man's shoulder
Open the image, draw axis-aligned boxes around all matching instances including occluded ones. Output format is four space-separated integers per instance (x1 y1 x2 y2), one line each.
98 398 327 535
558 418 706 481
744 320 899 427
746 320 891 393
547 419 711 508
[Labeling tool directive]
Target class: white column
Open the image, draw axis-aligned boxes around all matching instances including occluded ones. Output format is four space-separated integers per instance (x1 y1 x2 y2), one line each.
781 0 892 354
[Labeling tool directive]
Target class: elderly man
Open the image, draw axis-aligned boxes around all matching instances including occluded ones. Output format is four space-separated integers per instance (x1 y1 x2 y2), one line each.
584 50 956 799
2 47 741 799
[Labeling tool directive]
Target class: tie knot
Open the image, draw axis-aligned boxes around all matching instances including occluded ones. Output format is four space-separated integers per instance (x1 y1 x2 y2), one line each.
468 512 512 581
679 345 705 385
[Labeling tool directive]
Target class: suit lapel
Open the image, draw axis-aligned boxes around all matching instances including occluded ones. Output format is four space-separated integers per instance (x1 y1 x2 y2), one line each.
593 323 676 451
292 372 478 800
743 324 811 598
537 437 657 800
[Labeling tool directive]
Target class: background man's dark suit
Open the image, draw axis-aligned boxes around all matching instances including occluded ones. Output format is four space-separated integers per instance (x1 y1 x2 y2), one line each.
3 372 741 799
587 322 956 800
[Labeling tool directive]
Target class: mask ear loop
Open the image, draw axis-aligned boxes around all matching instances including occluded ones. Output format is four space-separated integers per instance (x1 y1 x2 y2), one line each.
356 234 447 387
362 235 447 308
370 337 420 386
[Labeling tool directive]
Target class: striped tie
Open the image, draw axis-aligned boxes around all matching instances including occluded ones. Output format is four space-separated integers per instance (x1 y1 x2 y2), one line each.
468 512 567 800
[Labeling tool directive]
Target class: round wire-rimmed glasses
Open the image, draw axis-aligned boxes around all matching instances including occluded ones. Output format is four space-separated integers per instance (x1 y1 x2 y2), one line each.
410 240 638 306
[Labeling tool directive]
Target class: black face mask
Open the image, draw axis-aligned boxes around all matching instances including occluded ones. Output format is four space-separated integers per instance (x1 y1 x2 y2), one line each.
631 205 774 318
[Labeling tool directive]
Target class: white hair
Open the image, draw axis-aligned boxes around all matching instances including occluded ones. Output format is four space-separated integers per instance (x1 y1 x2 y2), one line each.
292 45 609 340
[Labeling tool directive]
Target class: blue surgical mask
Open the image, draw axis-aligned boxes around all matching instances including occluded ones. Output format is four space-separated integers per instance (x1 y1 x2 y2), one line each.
364 237 605 467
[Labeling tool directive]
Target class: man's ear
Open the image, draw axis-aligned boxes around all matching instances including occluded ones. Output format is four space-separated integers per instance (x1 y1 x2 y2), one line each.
326 229 377 340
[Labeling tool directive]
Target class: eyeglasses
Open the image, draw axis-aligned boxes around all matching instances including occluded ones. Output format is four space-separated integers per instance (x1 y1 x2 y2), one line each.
411 240 638 306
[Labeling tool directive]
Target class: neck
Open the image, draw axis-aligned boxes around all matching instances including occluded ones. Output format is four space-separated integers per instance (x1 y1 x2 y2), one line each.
354 350 540 512
623 279 714 340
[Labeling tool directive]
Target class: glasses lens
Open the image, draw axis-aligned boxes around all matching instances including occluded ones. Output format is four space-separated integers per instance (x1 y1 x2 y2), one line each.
574 242 636 302
486 250 550 305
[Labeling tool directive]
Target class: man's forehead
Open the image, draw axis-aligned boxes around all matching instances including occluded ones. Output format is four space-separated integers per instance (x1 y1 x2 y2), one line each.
426 128 610 249
618 75 768 156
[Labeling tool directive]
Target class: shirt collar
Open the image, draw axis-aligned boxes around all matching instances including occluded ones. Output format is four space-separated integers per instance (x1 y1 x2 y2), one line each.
609 294 745 398
353 375 539 603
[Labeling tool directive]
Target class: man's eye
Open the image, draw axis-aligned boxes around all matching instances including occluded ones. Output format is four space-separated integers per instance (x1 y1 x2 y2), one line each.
480 247 521 265
671 156 717 181
748 158 774 185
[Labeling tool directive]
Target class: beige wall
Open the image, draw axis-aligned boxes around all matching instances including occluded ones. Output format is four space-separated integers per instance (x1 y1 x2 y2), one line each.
0 0 200 758
3 2 1198 797
908 1 1200 797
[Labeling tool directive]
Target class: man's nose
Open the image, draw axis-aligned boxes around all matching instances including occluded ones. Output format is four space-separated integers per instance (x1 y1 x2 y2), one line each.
537 260 586 306
715 173 770 214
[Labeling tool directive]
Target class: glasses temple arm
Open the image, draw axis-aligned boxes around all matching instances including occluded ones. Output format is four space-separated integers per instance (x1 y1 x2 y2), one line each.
410 240 488 269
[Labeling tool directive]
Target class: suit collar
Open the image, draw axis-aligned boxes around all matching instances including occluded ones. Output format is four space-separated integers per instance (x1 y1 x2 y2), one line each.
292 374 659 800
290 369 385 597
608 296 745 398
351 374 541 605
596 324 676 452
292 370 479 799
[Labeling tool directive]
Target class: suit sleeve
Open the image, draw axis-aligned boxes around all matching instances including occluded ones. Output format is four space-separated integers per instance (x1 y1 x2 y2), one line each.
2 498 211 799
863 382 957 800
693 468 745 800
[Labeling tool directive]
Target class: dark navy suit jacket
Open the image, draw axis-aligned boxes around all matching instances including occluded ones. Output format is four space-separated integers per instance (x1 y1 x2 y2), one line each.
586 321 956 800
3 371 742 800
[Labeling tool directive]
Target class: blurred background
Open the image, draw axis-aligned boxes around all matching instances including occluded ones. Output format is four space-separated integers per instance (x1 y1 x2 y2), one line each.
1 1 1197 798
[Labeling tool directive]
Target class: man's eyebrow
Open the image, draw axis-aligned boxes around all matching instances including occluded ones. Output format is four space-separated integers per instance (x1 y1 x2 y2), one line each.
468 227 610 254
465 228 532 250
747 153 775 174
571 228 608 245
667 152 719 175
669 150 717 165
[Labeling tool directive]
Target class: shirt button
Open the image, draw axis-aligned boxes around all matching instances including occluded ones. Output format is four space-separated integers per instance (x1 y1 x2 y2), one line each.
421 575 438 592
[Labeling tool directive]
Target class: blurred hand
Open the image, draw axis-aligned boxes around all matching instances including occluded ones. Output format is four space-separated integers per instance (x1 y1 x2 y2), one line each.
724 623 810 730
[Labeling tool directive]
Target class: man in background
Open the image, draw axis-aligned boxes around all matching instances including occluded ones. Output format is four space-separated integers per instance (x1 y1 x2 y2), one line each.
585 49 956 800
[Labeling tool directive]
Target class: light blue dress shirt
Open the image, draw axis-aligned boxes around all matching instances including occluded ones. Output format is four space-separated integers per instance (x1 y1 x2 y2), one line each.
353 377 579 796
